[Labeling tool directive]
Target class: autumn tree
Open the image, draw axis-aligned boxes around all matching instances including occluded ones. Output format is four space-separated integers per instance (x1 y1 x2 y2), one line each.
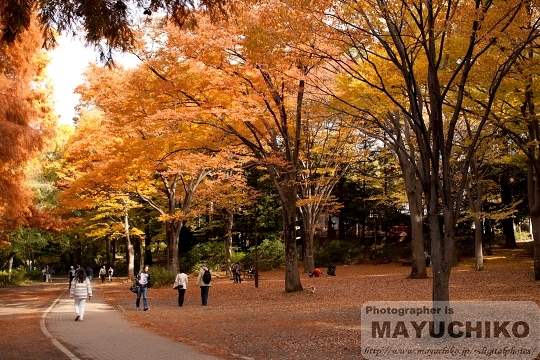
65 54 249 274
0 15 56 254
492 12 540 279
313 0 540 301
152 6 339 291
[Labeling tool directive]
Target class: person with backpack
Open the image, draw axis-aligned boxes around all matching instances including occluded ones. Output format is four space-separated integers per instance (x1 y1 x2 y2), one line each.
196 263 212 306
135 265 151 311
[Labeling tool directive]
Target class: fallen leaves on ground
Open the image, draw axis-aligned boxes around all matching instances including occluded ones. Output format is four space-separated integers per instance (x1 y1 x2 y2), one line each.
99 247 540 360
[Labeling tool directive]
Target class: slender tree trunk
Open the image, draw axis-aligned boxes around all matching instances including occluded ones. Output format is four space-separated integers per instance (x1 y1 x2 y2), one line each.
338 177 346 240
112 239 116 268
8 254 13 283
501 173 518 248
224 210 234 277
106 238 111 267
123 207 135 280
166 223 172 272
139 237 145 269
474 217 484 271
391 111 426 279
144 216 153 266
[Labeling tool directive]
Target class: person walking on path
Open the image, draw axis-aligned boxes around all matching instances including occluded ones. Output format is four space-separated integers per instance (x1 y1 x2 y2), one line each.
233 262 242 284
70 268 92 322
85 266 93 281
196 263 212 306
99 265 107 283
67 266 76 289
135 265 151 311
173 268 189 307
42 266 48 282
108 266 114 282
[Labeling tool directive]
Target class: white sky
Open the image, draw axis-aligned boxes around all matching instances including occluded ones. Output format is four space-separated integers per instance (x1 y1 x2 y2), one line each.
46 37 139 126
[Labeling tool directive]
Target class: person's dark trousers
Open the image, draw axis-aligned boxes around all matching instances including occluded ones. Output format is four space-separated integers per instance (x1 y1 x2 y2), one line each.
68 278 73 289
200 286 209 306
235 272 241 283
178 288 186 306
101 275 105 283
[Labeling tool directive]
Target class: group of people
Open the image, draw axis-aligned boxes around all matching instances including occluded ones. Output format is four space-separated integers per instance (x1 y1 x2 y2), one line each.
65 262 218 322
172 263 213 307
67 265 114 289
131 263 213 311
42 265 53 282
308 264 337 277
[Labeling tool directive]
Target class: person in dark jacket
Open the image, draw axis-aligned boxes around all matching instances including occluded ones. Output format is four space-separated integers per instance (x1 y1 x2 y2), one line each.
68 266 76 289
85 266 93 281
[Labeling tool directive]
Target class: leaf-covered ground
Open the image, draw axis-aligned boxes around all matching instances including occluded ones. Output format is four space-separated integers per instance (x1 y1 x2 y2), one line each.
1 247 538 360
102 247 540 360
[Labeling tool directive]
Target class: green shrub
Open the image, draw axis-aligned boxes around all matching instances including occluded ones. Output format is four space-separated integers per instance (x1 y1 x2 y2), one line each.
232 252 246 265
180 241 227 273
27 269 43 281
368 243 395 264
242 239 285 271
147 266 176 288
314 240 363 266
0 269 27 286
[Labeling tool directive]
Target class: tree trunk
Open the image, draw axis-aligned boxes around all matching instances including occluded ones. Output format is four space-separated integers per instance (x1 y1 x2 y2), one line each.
531 212 540 280
283 209 303 292
407 179 427 279
391 110 426 279
338 176 346 240
106 238 111 267
281 184 303 292
8 254 13 283
112 239 116 268
224 210 234 277
474 217 484 271
123 208 135 280
139 237 145 270
303 226 315 273
144 217 153 266
429 192 451 302
501 172 518 248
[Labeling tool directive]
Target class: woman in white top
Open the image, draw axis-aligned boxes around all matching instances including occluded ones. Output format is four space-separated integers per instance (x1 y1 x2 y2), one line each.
70 268 92 321
173 268 189 307
108 267 114 282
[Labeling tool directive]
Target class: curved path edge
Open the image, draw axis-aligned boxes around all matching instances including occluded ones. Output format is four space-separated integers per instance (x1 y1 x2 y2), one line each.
40 287 80 360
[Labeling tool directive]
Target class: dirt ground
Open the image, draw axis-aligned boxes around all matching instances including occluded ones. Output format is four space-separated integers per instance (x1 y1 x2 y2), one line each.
0 282 67 360
1 247 540 360
106 248 540 360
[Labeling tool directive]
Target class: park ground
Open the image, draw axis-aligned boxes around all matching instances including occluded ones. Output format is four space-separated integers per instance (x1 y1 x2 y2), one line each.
1 246 540 360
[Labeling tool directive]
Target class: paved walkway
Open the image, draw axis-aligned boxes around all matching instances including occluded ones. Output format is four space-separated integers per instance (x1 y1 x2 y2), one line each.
45 284 223 360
